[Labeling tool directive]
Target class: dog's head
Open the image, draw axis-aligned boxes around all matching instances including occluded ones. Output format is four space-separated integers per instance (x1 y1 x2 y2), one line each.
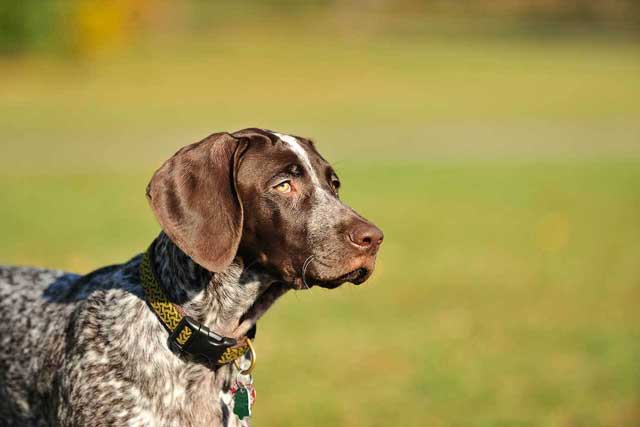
146 128 383 289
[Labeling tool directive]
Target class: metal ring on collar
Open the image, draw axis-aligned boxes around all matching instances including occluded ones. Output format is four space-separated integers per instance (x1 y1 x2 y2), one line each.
234 338 256 375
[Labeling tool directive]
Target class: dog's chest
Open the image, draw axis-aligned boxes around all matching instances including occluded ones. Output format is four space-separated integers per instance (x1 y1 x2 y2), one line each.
124 368 250 427
59 290 250 427
119 318 253 427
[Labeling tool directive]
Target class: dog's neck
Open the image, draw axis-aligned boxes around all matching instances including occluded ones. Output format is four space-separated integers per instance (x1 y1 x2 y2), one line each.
150 232 288 339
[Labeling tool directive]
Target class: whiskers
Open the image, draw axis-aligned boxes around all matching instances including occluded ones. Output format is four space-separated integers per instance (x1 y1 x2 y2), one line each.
301 255 315 292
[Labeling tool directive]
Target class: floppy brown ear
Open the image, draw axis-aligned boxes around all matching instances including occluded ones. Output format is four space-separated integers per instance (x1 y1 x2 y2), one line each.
146 132 248 272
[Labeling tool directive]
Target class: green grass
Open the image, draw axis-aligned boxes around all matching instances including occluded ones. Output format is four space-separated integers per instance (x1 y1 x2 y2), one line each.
1 31 639 426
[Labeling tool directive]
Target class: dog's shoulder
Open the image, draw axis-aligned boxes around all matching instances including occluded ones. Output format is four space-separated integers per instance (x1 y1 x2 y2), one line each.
0 264 69 295
0 255 151 424
0 254 144 304
44 255 144 304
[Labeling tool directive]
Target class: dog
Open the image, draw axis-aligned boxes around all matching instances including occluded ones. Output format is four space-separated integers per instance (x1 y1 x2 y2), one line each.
0 128 383 426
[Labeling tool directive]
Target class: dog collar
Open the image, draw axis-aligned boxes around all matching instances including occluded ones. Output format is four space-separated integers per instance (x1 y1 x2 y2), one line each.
140 246 256 369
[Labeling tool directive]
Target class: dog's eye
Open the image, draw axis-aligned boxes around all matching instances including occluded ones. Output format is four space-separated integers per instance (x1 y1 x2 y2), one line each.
331 179 341 193
274 181 292 193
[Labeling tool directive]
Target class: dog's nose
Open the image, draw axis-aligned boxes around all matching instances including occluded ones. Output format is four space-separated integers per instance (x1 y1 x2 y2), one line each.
348 222 384 251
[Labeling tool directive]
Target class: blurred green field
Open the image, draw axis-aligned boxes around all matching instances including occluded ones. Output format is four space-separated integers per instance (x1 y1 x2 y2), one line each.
1 31 639 426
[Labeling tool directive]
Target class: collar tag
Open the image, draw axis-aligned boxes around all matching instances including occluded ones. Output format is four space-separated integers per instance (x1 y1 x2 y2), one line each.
232 377 256 420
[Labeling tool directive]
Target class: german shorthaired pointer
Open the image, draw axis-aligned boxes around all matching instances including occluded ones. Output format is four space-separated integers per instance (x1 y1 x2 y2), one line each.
0 128 383 426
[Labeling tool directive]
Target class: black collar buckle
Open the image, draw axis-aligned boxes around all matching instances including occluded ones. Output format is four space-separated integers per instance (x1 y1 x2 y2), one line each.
168 316 237 365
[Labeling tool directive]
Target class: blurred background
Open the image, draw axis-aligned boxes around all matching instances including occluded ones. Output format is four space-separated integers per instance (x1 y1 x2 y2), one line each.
1 1 639 426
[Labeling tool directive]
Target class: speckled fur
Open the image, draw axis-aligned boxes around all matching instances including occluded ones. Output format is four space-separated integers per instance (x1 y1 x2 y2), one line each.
0 232 287 427
0 129 383 426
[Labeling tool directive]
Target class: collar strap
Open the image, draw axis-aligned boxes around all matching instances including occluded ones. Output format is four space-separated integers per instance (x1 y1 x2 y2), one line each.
140 247 254 366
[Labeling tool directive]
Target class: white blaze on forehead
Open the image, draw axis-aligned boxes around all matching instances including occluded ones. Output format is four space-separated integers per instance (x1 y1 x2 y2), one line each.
272 132 321 186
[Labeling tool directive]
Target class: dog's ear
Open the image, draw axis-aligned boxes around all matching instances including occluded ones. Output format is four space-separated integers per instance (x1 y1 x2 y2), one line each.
146 132 249 272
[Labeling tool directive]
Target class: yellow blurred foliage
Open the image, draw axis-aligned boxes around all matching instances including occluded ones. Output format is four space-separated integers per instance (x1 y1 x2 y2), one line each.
69 0 150 57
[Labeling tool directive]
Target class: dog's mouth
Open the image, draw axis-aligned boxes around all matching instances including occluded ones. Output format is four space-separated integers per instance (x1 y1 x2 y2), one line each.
310 267 370 289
